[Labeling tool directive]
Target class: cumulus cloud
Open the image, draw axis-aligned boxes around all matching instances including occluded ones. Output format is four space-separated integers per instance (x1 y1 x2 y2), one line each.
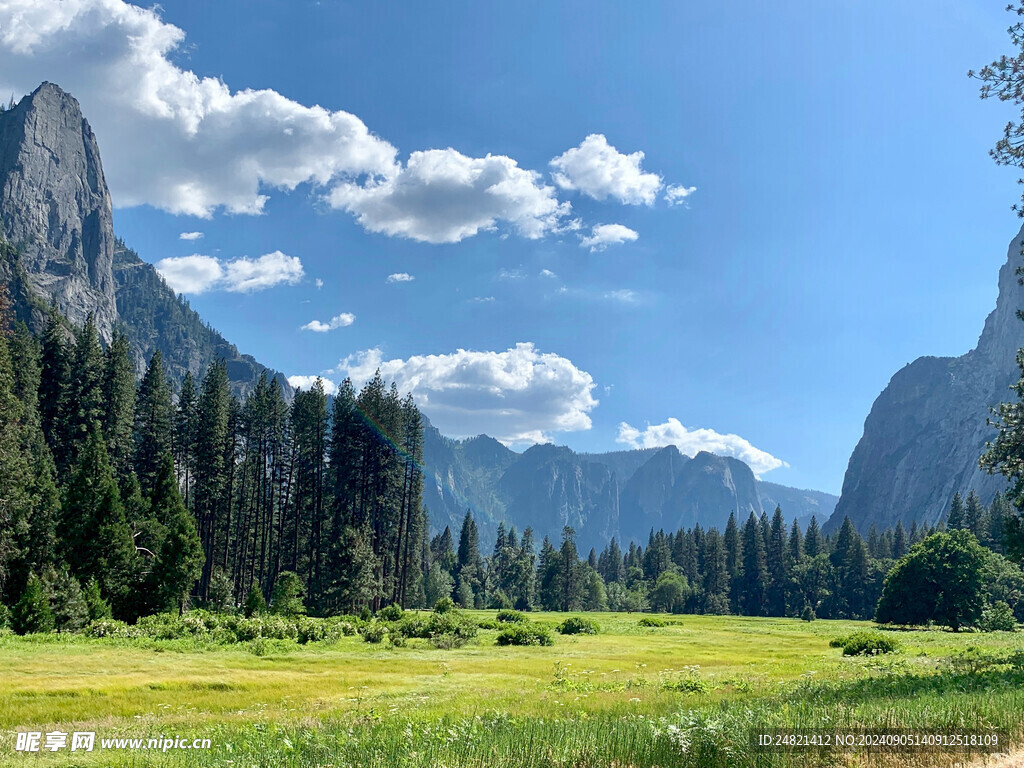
301 312 356 332
315 278 324 289
664 184 697 206
616 418 788 476
539 269 557 278
328 149 570 243
387 272 415 283
0 0 398 217
498 268 525 280
179 231 203 240
286 375 338 396
155 250 303 294
580 223 639 252
335 343 598 443
550 134 663 205
154 254 223 294
470 296 495 303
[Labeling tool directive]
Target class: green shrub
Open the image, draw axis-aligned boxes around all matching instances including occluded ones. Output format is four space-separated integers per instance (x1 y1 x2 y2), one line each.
476 619 500 630
980 601 1017 632
377 603 404 622
496 623 554 646
0 604 10 630
12 573 54 635
86 619 135 638
831 631 900 656
243 587 267 618
557 616 599 635
362 622 388 644
433 596 456 614
496 609 527 623
801 605 816 622
269 571 306 617
637 616 667 628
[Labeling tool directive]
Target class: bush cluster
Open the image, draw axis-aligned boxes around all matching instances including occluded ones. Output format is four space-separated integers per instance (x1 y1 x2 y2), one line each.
391 611 478 648
496 609 527 624
84 610 358 644
830 631 900 656
637 616 668 628
557 616 600 635
496 623 554 646
979 601 1018 632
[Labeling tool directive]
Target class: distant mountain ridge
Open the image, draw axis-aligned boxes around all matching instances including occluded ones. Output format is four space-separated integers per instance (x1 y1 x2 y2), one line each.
422 419 838 551
0 82 291 396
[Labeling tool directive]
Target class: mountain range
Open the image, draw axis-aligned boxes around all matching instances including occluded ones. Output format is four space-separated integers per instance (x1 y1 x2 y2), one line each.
0 81 841 550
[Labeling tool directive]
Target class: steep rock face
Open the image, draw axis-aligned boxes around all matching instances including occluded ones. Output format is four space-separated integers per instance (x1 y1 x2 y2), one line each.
0 82 292 397
830 223 1024 533
618 446 690 543
498 444 620 551
0 83 117 339
664 452 762 532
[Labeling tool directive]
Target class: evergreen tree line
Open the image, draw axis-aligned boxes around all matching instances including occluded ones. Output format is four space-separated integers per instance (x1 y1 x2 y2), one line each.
0 299 428 625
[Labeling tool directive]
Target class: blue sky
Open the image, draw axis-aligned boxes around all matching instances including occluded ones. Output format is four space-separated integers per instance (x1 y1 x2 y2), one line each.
1 1 1021 493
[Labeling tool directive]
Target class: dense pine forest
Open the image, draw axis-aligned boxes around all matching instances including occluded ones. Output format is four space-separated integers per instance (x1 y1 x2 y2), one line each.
2 294 1023 632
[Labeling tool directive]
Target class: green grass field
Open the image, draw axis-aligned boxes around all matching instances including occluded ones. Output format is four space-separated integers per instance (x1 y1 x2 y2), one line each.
1 612 1022 767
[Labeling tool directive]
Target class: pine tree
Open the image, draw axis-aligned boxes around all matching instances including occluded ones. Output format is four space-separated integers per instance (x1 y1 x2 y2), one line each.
63 426 137 617
102 331 136 483
965 490 989 545
724 512 742 612
558 526 587 611
146 455 203 614
892 521 908 558
193 360 231 596
174 371 198 509
134 351 173 495
456 511 484 607
47 568 89 632
700 528 730 614
765 507 790 615
947 492 966 530
65 314 105 453
38 304 69 458
738 512 768 615
804 515 823 558
11 572 53 634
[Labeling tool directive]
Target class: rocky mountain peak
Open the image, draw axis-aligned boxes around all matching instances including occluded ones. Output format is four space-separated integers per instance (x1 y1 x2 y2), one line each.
830 221 1024 533
0 82 118 340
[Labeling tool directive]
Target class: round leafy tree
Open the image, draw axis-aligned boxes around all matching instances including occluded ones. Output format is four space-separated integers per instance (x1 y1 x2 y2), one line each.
875 530 987 631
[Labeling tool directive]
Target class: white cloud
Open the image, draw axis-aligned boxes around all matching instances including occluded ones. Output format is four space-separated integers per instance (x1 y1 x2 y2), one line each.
539 269 557 278
616 418 788 476
498 268 525 280
301 312 356 332
336 343 598 443
179 231 204 240
315 278 324 289
470 296 495 303
665 184 697 206
550 134 663 205
286 375 338 396
387 272 415 283
0 0 397 217
223 251 304 293
328 149 570 243
580 223 639 252
604 289 638 303
155 250 303 293
154 254 222 294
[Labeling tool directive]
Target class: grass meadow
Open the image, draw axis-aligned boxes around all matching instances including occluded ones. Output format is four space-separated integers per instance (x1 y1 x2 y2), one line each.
1 612 1023 767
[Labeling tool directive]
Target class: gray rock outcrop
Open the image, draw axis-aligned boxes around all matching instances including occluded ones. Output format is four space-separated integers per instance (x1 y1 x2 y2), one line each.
829 222 1024 533
0 82 118 340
